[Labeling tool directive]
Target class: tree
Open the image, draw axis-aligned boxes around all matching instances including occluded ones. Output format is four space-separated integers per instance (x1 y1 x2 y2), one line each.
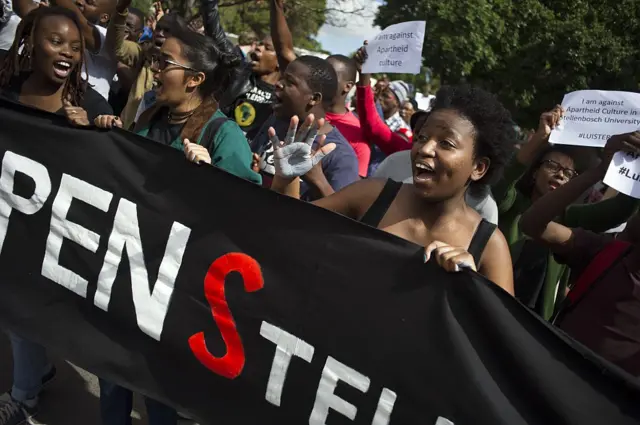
131 0 334 51
218 0 326 51
374 0 640 127
131 0 373 54
131 0 153 14
131 0 200 21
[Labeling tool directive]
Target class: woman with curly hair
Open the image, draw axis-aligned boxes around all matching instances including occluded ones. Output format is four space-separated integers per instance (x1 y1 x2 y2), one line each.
264 84 517 294
0 6 112 123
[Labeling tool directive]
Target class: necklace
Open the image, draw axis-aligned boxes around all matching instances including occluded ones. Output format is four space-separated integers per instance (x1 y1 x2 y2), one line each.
168 109 196 123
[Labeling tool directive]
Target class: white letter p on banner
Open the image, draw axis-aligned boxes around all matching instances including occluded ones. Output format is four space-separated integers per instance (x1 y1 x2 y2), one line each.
0 151 51 255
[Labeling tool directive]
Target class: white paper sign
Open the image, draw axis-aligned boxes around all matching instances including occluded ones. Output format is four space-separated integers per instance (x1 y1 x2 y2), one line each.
362 21 426 75
603 151 640 199
549 90 640 147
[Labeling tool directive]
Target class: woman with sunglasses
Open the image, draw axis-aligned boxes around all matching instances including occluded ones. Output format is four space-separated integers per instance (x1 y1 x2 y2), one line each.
493 106 639 319
95 24 261 184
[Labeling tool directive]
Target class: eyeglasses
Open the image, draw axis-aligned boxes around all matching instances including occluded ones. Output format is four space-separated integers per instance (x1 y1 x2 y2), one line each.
541 159 579 179
150 55 200 73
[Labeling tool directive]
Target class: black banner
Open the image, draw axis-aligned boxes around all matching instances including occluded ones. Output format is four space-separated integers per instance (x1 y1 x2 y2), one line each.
0 98 639 425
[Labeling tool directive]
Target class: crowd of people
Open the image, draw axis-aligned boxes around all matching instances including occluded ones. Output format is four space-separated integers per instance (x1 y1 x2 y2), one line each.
0 0 639 424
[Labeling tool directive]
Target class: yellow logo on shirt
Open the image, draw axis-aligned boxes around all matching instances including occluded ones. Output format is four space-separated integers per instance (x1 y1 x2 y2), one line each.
234 102 256 127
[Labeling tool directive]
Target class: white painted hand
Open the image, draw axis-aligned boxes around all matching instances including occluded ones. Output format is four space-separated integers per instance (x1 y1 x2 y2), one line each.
268 114 336 178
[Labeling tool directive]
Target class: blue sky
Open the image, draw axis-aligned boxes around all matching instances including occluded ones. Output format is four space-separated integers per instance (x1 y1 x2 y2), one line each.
315 0 382 55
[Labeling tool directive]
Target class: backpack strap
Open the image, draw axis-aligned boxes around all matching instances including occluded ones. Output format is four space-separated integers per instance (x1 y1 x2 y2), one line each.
554 239 632 323
198 116 230 152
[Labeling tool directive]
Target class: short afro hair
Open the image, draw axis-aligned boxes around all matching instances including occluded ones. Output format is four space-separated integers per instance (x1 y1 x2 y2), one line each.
327 54 357 83
431 85 516 187
296 55 338 108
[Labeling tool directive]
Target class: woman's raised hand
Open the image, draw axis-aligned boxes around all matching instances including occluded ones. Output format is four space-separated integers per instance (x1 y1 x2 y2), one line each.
268 114 335 179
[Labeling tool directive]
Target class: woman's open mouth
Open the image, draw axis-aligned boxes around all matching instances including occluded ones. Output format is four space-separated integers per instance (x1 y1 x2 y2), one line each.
53 61 72 79
414 162 436 182
548 179 564 191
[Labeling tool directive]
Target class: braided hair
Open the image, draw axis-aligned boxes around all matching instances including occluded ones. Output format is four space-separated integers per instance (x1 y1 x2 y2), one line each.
0 6 87 105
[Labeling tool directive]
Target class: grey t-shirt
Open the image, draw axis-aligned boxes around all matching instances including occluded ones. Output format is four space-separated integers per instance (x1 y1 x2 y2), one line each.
373 150 499 225
0 13 19 51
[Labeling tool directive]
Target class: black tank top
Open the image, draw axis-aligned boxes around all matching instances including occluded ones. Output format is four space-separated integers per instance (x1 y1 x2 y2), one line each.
359 179 496 265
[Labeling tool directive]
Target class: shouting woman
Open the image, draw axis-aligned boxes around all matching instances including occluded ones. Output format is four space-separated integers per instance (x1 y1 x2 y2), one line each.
0 6 112 123
96 24 260 184
192 84 517 294
0 6 112 424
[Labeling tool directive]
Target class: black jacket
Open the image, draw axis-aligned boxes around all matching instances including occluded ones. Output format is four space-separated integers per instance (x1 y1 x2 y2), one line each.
200 0 255 113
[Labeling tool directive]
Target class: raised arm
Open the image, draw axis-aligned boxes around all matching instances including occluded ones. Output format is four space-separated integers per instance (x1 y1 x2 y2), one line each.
563 191 640 232
200 0 237 55
354 46 411 155
52 0 102 52
270 0 296 72
105 0 136 64
521 132 640 255
492 106 563 212
269 114 366 216
516 106 563 166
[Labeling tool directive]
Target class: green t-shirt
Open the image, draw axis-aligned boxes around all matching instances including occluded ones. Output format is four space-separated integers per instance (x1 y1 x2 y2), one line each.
137 109 262 185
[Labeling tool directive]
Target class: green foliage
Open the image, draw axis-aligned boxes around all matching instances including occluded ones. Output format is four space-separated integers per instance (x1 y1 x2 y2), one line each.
218 0 326 51
130 0 199 20
130 0 153 14
374 0 640 128
131 0 327 52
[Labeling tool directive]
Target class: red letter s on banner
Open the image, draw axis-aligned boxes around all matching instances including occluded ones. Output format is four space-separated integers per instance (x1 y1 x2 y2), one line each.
189 253 264 379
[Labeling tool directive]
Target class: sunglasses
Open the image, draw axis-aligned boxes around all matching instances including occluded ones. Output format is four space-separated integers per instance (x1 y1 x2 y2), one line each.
150 55 199 73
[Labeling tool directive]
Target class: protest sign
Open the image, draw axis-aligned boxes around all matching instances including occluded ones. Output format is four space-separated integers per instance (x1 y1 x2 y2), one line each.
549 90 640 147
362 21 425 74
603 151 640 199
1 98 640 425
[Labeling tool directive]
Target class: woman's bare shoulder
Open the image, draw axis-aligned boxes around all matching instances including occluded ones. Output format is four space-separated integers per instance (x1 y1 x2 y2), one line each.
313 178 396 219
479 227 514 295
